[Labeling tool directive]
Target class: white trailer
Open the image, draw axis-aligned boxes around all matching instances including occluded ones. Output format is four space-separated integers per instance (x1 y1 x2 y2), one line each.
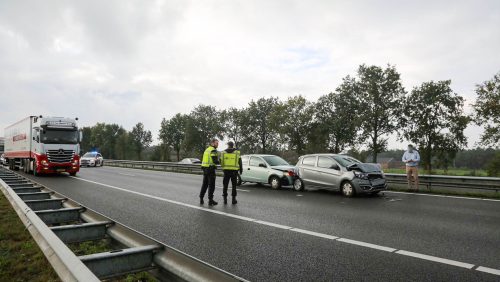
4 116 81 176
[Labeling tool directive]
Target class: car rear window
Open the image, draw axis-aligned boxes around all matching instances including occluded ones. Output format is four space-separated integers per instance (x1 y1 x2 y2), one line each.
317 157 335 168
249 157 263 167
302 156 316 166
241 156 249 164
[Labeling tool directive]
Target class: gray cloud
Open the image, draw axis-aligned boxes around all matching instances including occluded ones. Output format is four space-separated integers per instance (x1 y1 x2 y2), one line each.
0 0 498 148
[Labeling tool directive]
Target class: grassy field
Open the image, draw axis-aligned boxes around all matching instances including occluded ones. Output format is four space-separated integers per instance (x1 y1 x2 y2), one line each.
384 168 489 177
0 192 60 281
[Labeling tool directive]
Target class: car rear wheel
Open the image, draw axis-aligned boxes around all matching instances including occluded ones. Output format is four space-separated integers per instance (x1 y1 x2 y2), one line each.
270 176 281 190
341 181 355 197
293 178 304 191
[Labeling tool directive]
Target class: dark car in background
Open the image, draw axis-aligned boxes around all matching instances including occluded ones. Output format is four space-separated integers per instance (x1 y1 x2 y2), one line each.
294 154 387 197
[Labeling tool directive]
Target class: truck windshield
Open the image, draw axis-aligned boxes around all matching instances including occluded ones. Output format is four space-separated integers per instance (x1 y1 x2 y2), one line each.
41 129 78 144
262 156 289 166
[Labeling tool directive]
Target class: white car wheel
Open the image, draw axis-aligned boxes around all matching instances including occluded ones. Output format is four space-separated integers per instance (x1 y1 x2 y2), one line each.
270 176 281 190
293 178 304 191
342 181 355 197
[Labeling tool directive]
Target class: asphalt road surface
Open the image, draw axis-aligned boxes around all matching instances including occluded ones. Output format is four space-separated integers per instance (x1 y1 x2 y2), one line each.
19 166 500 281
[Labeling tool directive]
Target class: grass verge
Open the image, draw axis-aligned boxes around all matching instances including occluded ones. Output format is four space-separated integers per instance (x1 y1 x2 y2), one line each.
0 191 60 281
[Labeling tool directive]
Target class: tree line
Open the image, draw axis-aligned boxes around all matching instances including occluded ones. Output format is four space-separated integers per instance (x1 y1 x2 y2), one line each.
80 64 499 175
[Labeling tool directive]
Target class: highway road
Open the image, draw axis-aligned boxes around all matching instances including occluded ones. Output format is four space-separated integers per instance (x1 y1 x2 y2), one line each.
19 166 500 281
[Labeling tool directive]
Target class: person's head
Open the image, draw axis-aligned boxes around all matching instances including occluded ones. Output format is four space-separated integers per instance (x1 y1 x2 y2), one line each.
210 138 219 148
408 144 414 152
227 141 234 148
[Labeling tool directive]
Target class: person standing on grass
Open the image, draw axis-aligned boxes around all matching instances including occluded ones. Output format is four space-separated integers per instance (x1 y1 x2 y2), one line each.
402 144 420 191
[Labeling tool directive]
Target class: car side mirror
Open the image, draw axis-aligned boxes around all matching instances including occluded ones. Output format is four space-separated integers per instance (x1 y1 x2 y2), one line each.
330 164 339 170
259 163 267 168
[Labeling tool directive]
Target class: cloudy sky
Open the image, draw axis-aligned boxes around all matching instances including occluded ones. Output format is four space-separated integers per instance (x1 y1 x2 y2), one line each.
0 0 499 149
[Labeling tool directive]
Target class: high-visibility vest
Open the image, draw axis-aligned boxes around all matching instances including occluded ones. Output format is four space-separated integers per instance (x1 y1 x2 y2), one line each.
201 146 217 167
221 150 240 170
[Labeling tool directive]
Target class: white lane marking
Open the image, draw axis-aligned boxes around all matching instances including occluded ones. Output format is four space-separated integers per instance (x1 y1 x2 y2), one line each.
118 172 136 177
254 220 291 230
291 228 339 240
395 250 474 269
337 238 397 252
384 191 500 202
477 266 500 275
69 176 500 276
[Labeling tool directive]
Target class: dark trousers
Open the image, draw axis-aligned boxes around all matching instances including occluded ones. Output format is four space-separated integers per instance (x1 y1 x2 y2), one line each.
200 167 216 200
223 170 238 198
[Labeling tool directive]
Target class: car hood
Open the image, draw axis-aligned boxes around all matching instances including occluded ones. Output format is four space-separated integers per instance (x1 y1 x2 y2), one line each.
270 165 296 172
81 157 95 161
347 163 382 173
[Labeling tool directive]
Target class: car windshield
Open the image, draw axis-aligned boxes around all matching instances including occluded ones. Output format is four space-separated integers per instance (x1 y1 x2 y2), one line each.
83 153 97 157
332 155 361 167
41 129 78 144
262 156 289 166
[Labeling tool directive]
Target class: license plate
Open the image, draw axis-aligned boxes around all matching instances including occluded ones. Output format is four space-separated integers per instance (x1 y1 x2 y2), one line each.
371 179 385 186
56 169 65 172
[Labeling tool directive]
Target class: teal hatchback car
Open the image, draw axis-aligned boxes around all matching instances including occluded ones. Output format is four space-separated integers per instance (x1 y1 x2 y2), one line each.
238 154 297 189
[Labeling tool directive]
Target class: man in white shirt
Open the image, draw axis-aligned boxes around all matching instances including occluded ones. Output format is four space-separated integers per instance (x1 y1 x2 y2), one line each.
402 144 420 191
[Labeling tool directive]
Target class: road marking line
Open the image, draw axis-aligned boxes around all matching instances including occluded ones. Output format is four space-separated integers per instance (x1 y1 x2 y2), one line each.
337 238 397 252
254 220 291 230
476 266 500 275
69 176 500 276
395 250 475 269
291 228 339 240
384 191 500 202
117 172 136 177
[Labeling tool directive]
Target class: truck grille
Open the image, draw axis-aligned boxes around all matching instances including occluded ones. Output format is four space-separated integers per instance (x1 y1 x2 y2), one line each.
46 150 74 163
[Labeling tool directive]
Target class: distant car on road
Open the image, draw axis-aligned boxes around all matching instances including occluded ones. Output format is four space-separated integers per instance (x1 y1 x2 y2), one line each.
80 152 104 167
0 154 7 166
294 154 387 197
239 154 296 189
178 158 201 164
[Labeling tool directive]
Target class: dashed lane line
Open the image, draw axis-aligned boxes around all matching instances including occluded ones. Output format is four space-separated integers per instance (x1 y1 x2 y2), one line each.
68 176 500 277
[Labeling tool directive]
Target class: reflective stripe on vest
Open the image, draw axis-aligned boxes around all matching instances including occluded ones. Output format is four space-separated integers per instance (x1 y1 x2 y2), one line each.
221 150 240 170
201 146 216 167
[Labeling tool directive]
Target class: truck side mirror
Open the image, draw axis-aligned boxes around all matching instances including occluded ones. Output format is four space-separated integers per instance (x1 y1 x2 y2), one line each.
79 131 83 142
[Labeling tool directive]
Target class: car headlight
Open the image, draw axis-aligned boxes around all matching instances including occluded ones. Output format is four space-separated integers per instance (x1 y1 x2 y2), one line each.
353 171 369 180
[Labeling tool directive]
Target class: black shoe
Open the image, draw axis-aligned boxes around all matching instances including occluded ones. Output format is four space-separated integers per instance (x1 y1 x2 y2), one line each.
232 197 237 205
223 197 228 205
208 199 218 206
200 198 204 205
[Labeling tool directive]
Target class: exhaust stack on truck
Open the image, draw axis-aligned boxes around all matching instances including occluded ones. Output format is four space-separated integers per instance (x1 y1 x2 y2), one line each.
4 116 81 176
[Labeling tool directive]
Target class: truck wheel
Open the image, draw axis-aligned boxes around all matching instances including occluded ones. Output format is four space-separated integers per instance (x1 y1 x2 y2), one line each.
33 162 38 176
69 172 77 176
270 176 282 190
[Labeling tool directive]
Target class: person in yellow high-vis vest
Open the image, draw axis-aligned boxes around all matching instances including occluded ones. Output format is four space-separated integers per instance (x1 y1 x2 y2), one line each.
220 141 243 204
199 138 220 205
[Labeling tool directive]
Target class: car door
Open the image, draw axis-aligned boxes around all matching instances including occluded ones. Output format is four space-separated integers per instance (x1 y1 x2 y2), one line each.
245 156 268 183
316 156 342 190
299 156 321 187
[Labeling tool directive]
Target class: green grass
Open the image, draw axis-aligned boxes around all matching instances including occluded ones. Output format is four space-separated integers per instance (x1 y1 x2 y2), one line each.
384 168 489 177
0 192 60 281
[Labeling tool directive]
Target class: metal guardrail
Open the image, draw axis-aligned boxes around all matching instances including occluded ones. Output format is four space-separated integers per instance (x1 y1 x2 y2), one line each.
104 160 500 193
0 167 247 282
